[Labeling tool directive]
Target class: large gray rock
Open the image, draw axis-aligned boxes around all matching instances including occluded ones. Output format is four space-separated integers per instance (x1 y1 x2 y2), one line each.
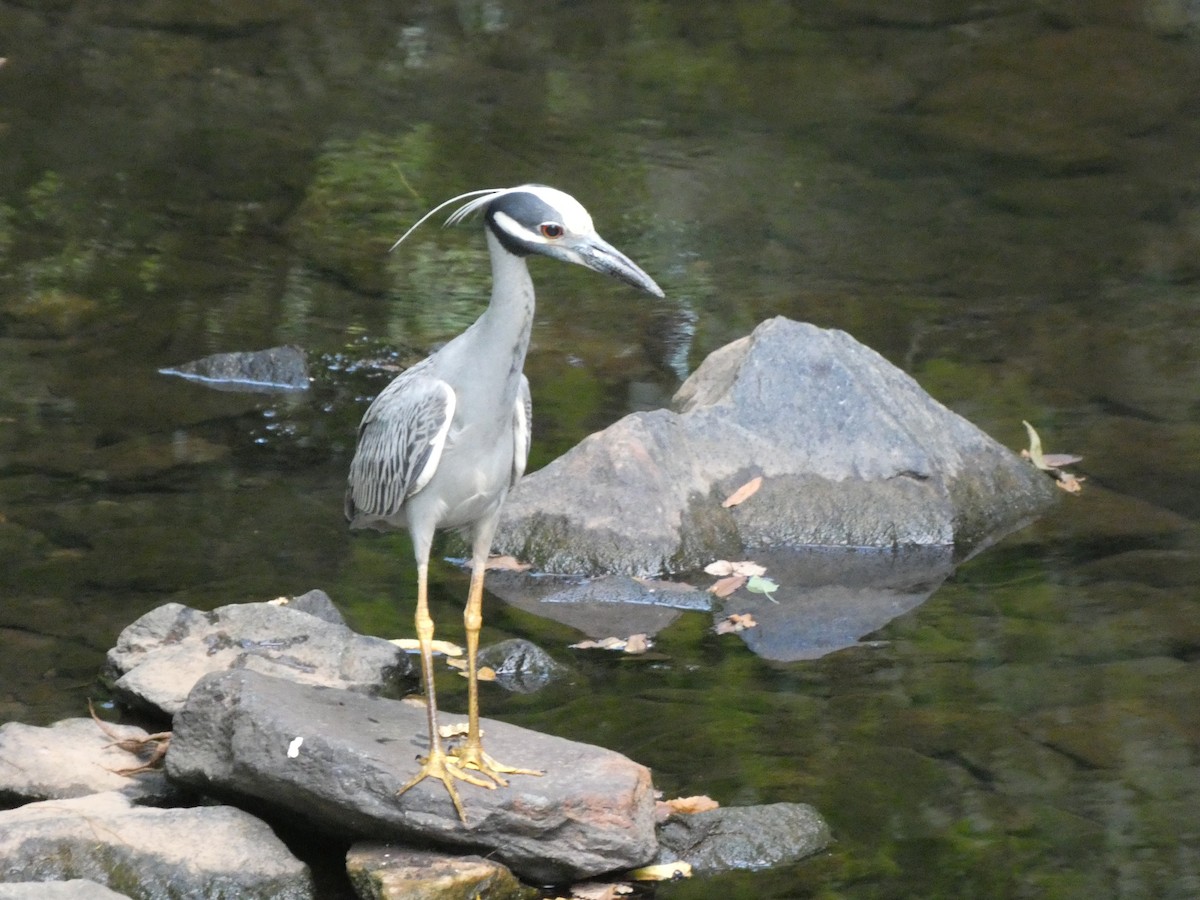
655 803 831 874
167 669 658 883
105 598 413 716
0 791 313 898
496 318 1057 575
0 718 179 806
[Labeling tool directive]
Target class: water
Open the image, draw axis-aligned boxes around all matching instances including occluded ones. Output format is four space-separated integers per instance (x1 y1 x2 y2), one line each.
2 2 1199 896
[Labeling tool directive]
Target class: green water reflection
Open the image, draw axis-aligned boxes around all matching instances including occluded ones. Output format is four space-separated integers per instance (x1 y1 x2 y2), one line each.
1 1 1198 896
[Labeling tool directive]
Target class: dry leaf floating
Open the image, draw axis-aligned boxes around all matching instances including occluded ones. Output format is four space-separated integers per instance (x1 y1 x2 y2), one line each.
569 634 653 654
1021 420 1085 494
709 574 747 598
715 613 758 634
746 574 780 602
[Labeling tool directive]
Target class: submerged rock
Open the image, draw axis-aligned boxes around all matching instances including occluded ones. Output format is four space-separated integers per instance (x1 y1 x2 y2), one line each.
475 638 573 694
0 791 314 898
655 802 831 874
496 318 1057 575
167 669 658 883
484 571 709 640
159 345 310 393
104 597 413 716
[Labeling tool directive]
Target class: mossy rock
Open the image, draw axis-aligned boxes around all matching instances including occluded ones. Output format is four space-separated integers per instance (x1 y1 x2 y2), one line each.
1 289 102 338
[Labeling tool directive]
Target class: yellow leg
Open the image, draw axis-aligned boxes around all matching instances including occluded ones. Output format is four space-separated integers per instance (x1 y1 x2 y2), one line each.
449 553 542 782
395 561 494 823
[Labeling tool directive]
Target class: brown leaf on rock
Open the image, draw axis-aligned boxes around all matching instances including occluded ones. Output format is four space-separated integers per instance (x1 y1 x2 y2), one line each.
89 699 171 775
721 475 763 508
437 721 470 739
709 574 747 598
705 559 766 577
391 638 464 656
715 613 757 634
658 795 720 818
483 554 532 571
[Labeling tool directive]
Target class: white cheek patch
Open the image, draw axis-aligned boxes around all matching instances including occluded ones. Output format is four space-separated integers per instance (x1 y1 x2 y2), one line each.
492 209 545 245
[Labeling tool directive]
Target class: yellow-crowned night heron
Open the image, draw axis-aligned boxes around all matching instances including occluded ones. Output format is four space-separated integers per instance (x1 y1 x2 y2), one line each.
346 184 664 821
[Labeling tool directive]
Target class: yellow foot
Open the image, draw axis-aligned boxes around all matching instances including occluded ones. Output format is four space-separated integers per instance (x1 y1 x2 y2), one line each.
450 743 544 788
396 749 496 823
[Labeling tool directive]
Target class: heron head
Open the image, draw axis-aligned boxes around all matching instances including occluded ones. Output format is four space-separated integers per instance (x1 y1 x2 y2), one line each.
482 185 665 298
390 184 664 298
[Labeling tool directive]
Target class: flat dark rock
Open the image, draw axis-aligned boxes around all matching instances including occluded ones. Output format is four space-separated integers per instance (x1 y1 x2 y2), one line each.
167 670 658 883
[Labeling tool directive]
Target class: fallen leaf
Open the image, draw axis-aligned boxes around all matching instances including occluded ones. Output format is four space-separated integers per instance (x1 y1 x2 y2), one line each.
444 659 496 680
746 574 779 602
627 861 693 881
438 722 470 739
661 795 720 816
1022 420 1048 469
1042 453 1083 468
483 555 532 571
704 559 766 578
268 596 290 606
568 635 652 654
624 633 649 654
715 613 757 634
89 699 171 775
704 559 734 576
390 638 464 656
1055 472 1084 493
709 574 747 598
1022 420 1084 494
570 882 634 899
569 637 617 650
721 475 763 508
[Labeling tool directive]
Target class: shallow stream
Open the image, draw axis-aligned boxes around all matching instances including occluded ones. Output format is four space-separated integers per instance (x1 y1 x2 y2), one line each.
1 2 1198 896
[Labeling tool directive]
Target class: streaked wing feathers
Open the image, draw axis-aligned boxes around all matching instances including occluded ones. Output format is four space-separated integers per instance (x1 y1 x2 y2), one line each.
345 364 456 522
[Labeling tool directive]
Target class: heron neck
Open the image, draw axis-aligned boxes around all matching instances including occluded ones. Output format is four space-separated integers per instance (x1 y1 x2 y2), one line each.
480 229 535 369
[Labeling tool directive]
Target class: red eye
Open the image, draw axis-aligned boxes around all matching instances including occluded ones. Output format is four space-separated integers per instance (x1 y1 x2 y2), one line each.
539 223 564 239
